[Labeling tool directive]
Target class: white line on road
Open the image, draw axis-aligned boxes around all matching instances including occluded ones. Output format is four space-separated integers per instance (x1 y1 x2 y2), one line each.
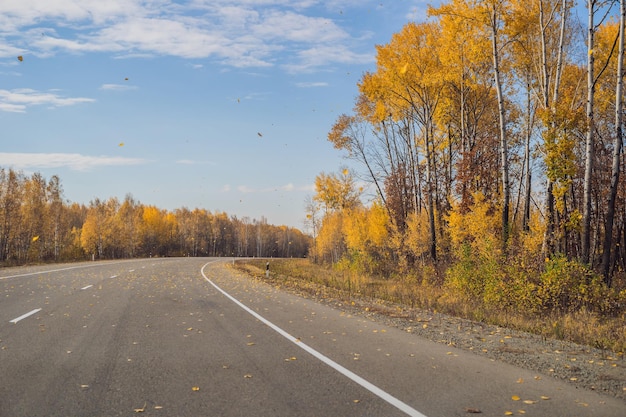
201 262 427 417
81 285 93 290
0 260 136 281
10 308 42 324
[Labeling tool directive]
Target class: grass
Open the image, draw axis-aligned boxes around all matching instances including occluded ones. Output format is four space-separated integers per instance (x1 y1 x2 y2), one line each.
233 258 626 355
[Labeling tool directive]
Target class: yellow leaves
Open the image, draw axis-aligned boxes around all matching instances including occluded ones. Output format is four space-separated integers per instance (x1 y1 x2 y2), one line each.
17 55 23 62
192 386 200 391
31 236 39 242
511 395 520 401
399 62 409 74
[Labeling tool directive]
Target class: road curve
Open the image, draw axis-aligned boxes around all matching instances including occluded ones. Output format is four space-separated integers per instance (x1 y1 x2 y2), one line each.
1 258 624 417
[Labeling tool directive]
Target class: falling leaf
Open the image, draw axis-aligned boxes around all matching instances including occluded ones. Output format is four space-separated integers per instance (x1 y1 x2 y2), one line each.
192 386 200 391
257 132 263 137
119 142 124 147
511 395 520 401
125 77 129 81
134 403 146 413
17 55 23 62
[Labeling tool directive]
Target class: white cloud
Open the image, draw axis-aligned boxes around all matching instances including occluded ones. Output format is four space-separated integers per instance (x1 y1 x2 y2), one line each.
0 0 376 72
100 83 138 91
295 81 328 88
0 152 147 171
0 88 95 112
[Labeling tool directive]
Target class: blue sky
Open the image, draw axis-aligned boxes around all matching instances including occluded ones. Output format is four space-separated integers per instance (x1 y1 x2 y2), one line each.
0 0 435 230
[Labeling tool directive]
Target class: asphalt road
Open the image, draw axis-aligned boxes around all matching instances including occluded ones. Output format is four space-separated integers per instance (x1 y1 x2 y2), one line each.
1 258 624 417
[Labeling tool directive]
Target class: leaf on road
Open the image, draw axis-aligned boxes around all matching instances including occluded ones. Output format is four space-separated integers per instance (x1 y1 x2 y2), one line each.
516 378 524 384
540 396 551 400
511 395 520 401
465 407 482 413
504 411 513 416
244 374 253 378
247 342 255 346
523 400 537 404
154 406 163 409
134 402 146 413
80 385 89 389
192 386 200 391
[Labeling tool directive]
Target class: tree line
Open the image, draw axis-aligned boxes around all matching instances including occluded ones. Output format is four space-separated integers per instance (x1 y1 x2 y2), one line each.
0 168 310 265
306 0 626 315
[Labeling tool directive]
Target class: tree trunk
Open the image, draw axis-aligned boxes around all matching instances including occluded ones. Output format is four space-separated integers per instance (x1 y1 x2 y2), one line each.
601 0 625 285
582 0 596 265
490 6 510 250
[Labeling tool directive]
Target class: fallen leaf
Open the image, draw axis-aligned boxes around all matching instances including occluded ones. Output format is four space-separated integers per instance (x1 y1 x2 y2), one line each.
465 407 482 413
523 400 537 404
540 396 551 400
134 402 146 413
512 395 520 401
504 412 513 416
192 386 200 391
244 374 253 378
516 378 524 384
154 406 163 409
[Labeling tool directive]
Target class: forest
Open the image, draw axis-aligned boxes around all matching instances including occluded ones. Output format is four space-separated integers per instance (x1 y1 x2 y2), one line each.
306 0 626 337
0 169 310 264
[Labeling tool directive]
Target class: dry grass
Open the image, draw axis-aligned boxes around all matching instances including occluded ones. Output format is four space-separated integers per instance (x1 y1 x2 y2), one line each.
234 258 626 355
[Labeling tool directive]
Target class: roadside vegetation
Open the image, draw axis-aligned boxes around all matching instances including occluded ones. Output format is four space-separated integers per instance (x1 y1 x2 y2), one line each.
234 258 625 355
0 169 310 264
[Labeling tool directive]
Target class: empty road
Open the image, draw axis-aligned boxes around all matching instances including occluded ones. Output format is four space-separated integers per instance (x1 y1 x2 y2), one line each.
1 258 624 416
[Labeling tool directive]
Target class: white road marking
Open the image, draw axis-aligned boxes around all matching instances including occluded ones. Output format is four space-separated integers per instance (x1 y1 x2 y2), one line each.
201 262 427 417
0 260 135 281
81 285 93 290
10 308 42 324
